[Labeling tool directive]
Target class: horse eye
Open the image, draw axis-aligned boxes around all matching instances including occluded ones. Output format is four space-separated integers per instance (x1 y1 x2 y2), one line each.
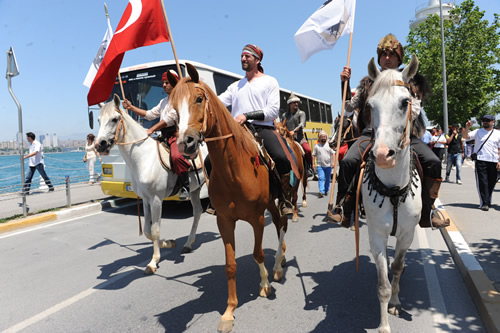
401 98 409 109
196 96 203 104
112 118 119 123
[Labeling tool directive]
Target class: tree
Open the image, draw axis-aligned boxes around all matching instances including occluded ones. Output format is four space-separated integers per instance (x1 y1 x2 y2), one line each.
405 0 500 127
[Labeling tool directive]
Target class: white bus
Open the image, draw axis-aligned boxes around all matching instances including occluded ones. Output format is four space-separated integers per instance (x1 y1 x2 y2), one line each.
91 60 333 200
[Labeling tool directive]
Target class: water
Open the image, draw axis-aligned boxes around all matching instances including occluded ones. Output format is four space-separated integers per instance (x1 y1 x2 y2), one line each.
0 152 102 194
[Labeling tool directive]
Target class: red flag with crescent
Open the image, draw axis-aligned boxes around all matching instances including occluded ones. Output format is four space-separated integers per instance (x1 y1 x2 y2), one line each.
87 0 169 106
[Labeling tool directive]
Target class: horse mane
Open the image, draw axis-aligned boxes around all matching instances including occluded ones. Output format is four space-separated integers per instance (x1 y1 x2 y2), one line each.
170 78 258 157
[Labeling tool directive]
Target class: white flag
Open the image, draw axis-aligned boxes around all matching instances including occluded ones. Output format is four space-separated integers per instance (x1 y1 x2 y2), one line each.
83 17 113 87
294 0 356 63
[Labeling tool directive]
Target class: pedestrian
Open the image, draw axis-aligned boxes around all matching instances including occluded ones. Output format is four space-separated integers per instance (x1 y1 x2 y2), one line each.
444 124 464 184
431 128 447 162
23 132 54 194
312 131 335 198
327 33 448 229
84 134 102 184
462 115 500 211
122 69 190 200
282 92 314 178
218 43 293 215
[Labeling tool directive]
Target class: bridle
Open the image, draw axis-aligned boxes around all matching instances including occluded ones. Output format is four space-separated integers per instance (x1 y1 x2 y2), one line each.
112 107 149 146
392 80 413 150
193 84 234 143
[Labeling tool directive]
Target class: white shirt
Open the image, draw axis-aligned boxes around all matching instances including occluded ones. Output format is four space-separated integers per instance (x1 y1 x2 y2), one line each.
218 75 280 127
144 96 177 127
28 139 44 167
431 134 446 148
468 128 500 163
313 142 335 167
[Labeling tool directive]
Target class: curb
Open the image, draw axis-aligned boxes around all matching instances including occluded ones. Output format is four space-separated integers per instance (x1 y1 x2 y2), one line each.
0 197 134 234
436 200 500 333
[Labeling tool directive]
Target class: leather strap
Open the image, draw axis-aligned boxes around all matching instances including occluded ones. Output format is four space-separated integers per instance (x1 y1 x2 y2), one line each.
273 130 300 179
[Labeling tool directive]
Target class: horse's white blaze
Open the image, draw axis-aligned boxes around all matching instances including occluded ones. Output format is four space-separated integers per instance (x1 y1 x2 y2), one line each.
177 97 191 145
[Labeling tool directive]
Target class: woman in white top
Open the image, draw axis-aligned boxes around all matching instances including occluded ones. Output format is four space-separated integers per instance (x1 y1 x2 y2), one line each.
84 134 101 184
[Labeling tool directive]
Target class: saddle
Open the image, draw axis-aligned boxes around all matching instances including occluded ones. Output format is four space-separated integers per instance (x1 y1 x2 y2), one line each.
156 141 203 172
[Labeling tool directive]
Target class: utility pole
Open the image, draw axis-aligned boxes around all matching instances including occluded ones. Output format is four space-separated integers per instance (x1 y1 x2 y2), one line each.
439 0 449 151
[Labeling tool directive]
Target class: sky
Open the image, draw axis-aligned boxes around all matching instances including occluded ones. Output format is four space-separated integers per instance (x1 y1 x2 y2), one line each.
0 0 498 142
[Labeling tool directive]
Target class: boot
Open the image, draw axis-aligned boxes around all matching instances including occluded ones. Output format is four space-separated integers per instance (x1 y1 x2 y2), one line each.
279 172 294 216
326 192 354 228
419 177 450 229
178 173 190 201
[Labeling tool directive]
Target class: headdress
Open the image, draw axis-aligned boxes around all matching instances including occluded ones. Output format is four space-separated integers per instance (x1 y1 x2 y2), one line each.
242 44 264 73
377 33 404 67
162 69 179 82
287 92 300 104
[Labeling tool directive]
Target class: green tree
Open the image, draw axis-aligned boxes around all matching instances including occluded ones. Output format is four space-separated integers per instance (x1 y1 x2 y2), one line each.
405 0 499 127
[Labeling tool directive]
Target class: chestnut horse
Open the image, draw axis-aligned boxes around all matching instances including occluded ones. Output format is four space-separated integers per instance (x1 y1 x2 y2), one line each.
274 118 308 222
167 64 288 333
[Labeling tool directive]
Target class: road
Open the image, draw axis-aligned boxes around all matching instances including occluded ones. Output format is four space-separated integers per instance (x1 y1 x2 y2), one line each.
0 184 486 332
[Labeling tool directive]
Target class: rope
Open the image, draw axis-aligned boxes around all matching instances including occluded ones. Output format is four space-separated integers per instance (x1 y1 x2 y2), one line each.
44 156 85 163
0 163 19 170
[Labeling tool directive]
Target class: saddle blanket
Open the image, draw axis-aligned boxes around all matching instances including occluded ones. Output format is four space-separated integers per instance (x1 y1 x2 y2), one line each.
157 141 203 172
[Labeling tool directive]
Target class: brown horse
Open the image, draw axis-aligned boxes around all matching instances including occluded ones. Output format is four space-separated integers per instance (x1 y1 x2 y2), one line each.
167 64 288 333
274 118 308 222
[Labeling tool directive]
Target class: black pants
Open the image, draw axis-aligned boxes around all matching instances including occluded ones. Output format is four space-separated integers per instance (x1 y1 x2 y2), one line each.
338 133 442 195
475 160 498 207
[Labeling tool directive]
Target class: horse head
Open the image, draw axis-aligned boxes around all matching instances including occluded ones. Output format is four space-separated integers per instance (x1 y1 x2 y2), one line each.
169 63 213 158
367 55 418 169
95 94 123 154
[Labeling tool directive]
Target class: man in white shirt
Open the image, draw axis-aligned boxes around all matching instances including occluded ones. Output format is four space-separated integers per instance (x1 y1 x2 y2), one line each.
431 128 447 162
462 115 500 211
23 132 54 194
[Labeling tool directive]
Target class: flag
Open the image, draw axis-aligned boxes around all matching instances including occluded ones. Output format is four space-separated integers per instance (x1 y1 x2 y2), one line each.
83 16 113 88
87 0 169 106
294 0 356 63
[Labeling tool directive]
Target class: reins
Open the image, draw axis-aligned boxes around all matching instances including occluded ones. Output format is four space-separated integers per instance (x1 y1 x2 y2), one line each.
113 107 149 146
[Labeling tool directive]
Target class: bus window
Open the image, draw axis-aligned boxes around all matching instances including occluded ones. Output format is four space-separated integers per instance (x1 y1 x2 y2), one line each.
309 99 320 122
319 103 325 123
213 72 238 95
325 104 333 124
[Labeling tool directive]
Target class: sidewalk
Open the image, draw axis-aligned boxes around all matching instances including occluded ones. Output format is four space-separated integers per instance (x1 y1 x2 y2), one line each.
438 159 500 333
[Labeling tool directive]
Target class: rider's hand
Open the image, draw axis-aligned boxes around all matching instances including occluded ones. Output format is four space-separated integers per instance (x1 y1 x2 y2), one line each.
122 99 131 110
235 114 247 125
340 66 351 82
146 129 154 136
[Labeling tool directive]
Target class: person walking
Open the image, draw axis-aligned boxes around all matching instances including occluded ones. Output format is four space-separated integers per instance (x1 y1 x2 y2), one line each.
23 132 54 194
313 131 335 197
431 128 447 162
462 115 500 211
445 124 464 184
84 134 102 184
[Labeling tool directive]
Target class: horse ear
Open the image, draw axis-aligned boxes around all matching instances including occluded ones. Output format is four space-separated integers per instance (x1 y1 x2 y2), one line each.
113 94 121 108
402 55 419 82
367 57 380 80
186 63 199 83
167 71 178 88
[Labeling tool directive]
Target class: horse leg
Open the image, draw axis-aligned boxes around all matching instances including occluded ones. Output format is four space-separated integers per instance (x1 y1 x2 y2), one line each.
267 202 287 281
292 184 300 223
142 197 163 275
217 216 237 333
182 184 202 253
250 214 271 297
388 231 415 316
370 232 392 333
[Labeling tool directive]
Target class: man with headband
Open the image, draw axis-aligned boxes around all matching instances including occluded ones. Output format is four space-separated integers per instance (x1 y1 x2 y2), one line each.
218 44 293 216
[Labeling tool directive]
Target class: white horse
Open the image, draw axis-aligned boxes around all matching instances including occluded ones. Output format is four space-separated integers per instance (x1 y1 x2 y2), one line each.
361 56 422 333
95 94 208 274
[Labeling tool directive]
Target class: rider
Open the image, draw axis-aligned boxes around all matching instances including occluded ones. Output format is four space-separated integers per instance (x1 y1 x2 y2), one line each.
218 44 293 216
328 33 450 229
122 70 191 200
282 92 315 178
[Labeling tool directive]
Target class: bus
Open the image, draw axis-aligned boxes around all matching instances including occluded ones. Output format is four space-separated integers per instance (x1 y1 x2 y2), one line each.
92 60 333 199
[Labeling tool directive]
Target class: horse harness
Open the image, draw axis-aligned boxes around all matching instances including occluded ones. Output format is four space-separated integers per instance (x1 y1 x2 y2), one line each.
113 107 149 146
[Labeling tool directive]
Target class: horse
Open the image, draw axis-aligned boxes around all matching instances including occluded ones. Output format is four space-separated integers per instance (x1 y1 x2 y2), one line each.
361 56 422 333
274 118 308 222
167 64 288 333
95 94 208 274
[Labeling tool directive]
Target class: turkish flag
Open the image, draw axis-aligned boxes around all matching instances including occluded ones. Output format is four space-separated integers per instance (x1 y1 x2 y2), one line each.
87 0 169 106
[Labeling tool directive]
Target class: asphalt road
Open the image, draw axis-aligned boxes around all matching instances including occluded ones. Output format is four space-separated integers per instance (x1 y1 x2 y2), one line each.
0 186 486 332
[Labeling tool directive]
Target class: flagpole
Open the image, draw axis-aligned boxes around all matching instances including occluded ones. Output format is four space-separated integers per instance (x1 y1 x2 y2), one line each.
327 32 353 213
159 0 183 79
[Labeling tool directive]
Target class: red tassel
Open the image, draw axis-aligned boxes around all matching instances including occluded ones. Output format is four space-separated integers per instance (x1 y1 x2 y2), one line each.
255 154 260 167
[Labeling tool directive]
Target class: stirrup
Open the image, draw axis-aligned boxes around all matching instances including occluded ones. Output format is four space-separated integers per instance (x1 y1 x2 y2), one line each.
179 187 190 201
430 208 450 230
279 200 294 217
326 205 343 224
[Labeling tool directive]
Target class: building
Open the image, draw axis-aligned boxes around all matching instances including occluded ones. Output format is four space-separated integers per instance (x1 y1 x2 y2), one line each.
52 133 58 147
409 0 456 29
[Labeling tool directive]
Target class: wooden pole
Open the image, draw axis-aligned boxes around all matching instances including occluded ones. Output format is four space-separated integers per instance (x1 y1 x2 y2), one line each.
159 0 183 79
327 32 354 213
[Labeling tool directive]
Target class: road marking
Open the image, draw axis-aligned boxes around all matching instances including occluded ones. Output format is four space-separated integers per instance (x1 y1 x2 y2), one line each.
417 226 454 332
3 260 150 333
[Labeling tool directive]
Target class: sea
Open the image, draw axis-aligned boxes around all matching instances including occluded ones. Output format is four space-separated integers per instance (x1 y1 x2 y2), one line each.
0 152 101 194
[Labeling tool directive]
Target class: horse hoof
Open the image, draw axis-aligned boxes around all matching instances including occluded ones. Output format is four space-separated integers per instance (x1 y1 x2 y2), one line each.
302 201 307 208
273 270 283 281
217 319 234 333
144 265 156 275
259 285 271 297
388 303 401 316
292 215 299 223
160 239 176 248
181 246 192 254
